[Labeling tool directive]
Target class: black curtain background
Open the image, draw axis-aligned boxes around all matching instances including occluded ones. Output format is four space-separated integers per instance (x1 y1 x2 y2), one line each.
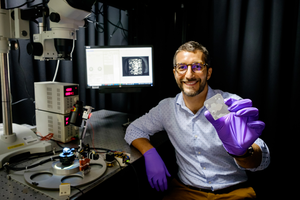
1 0 299 199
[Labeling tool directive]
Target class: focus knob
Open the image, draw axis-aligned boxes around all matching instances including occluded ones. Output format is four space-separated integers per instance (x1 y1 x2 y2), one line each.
50 12 60 23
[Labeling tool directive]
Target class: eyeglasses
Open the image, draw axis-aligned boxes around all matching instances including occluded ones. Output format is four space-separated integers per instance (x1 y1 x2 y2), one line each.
174 62 208 74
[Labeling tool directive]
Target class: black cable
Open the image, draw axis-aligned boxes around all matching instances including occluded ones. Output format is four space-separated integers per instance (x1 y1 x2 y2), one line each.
71 186 84 195
83 3 129 43
17 40 34 102
118 9 128 40
87 9 105 33
119 21 128 41
108 9 128 44
93 147 111 152
11 40 35 112
89 19 105 33
55 134 112 154
114 157 122 169
12 98 32 105
56 141 66 149
110 9 122 36
85 128 114 153
105 16 128 32
27 150 63 159
95 6 128 32
4 156 60 171
32 114 36 126
4 149 63 169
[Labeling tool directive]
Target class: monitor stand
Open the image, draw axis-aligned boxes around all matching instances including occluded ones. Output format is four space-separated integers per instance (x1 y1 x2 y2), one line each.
98 88 142 93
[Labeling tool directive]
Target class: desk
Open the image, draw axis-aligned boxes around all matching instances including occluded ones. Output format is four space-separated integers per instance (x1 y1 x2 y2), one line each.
0 110 170 200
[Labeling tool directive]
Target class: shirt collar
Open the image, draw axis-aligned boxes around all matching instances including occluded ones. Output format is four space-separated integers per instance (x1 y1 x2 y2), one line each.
176 85 215 113
176 92 184 107
205 85 215 101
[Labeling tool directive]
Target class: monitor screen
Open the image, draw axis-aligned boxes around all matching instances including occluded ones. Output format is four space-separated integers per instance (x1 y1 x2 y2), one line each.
85 45 154 91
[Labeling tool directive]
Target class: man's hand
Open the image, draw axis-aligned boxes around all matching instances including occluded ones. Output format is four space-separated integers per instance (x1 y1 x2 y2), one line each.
204 98 265 156
144 148 171 191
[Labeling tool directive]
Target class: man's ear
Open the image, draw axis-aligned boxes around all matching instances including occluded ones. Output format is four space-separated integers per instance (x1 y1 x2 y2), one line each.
207 68 212 80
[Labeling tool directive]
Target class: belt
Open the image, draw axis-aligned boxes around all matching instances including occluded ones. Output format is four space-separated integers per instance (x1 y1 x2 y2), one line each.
176 177 251 194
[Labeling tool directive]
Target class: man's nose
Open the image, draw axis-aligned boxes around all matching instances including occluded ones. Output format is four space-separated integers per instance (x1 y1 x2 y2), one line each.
185 66 195 79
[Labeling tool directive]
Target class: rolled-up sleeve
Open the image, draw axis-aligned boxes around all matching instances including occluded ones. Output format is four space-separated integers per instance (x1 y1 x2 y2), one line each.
124 123 151 145
234 138 270 172
124 100 167 145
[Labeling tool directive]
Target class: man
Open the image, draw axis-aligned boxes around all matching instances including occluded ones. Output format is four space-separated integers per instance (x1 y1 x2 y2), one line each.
124 41 270 200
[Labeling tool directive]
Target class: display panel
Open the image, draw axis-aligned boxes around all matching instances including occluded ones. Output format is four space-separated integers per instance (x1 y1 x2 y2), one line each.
85 45 154 91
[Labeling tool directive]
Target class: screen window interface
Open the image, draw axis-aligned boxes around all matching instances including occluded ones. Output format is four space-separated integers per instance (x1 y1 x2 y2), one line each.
85 47 153 88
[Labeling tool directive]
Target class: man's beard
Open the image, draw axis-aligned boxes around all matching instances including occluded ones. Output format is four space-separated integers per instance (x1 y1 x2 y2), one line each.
177 77 207 97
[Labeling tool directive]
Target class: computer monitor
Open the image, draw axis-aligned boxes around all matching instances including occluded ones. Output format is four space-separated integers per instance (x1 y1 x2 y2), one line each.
85 45 154 93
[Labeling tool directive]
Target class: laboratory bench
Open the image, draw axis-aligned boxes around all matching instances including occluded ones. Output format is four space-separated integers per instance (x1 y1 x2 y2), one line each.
0 109 175 200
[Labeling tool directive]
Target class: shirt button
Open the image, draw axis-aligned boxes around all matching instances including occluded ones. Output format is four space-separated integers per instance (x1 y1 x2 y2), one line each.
195 135 198 138
209 182 211 184
203 167 206 170
198 152 201 154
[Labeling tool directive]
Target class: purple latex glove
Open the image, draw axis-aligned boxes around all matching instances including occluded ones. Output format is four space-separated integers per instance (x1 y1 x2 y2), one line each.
144 147 171 191
204 98 265 156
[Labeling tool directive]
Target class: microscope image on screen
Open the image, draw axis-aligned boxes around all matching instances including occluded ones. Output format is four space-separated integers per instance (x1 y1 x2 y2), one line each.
122 57 149 76
85 46 153 88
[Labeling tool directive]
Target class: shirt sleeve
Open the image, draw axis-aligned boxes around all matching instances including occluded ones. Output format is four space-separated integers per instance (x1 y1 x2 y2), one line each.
234 138 270 172
124 100 166 145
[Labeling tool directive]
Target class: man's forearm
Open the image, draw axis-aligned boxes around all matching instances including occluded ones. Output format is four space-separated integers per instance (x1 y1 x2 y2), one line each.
234 143 262 168
132 138 154 155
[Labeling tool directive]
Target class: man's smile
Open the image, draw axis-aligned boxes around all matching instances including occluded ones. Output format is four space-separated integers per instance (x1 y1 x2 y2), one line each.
182 80 199 86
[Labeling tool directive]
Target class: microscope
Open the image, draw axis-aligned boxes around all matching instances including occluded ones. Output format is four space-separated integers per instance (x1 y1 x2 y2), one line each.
0 0 96 168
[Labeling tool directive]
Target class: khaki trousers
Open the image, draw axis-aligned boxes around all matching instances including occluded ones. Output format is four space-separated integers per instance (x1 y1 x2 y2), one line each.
163 178 256 200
